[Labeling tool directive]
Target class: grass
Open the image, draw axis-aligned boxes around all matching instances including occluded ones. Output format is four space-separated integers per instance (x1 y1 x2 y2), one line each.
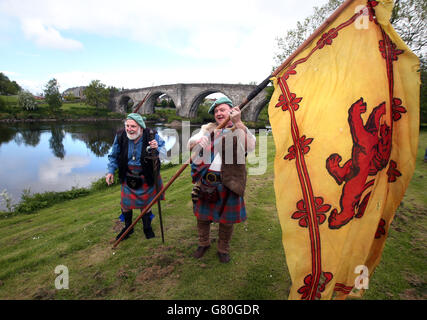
0 132 425 300
0 95 124 120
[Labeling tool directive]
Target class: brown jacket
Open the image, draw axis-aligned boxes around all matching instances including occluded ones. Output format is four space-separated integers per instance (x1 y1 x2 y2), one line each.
198 122 249 197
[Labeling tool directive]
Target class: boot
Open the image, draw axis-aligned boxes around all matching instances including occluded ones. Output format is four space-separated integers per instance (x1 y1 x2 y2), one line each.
217 223 234 263
194 219 211 259
116 210 134 240
142 211 155 239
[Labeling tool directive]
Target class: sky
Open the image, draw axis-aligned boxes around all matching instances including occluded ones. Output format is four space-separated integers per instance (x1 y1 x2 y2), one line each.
0 0 329 94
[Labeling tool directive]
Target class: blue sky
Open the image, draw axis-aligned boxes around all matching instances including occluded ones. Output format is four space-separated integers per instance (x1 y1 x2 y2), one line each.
0 0 328 94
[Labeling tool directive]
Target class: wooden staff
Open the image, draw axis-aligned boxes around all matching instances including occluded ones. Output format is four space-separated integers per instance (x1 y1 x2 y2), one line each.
148 129 165 244
112 0 356 249
133 89 152 113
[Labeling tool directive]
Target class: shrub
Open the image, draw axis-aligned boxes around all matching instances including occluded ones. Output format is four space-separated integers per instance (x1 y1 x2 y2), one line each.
0 96 6 110
18 90 37 111
14 187 90 214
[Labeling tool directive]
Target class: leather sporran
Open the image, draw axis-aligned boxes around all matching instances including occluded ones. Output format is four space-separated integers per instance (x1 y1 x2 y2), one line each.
191 182 201 203
199 183 219 203
126 172 143 189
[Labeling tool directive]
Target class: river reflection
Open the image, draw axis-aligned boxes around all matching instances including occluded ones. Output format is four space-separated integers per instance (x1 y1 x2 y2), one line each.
0 120 191 210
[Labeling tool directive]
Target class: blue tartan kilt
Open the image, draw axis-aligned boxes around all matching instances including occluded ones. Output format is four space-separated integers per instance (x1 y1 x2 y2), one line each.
193 172 246 224
121 166 164 211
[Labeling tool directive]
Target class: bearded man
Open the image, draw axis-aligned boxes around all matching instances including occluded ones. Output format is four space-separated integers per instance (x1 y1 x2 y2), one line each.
187 97 256 263
106 113 166 241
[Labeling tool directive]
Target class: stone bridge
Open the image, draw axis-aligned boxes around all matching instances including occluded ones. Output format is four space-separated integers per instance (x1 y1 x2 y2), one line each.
110 83 269 122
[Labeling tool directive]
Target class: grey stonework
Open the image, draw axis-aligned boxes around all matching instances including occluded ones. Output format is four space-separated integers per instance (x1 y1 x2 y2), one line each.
111 83 269 122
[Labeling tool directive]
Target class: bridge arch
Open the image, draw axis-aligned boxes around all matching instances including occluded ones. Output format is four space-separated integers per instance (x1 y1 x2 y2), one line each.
188 90 228 118
119 95 134 113
252 97 270 122
111 83 269 122
143 91 178 114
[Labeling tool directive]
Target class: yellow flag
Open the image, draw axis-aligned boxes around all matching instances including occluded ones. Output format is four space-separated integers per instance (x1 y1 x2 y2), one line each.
268 0 420 300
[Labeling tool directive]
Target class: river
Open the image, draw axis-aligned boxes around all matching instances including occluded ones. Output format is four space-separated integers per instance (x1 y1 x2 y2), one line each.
0 120 195 211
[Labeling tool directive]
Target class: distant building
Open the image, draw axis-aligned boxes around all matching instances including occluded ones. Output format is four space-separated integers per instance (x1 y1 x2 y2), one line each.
62 86 86 99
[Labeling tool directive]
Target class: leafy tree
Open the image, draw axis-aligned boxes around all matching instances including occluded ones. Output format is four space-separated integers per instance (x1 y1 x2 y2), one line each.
63 92 78 102
0 72 21 95
107 86 119 95
0 96 5 110
83 80 110 111
18 90 37 111
390 0 426 55
44 78 62 113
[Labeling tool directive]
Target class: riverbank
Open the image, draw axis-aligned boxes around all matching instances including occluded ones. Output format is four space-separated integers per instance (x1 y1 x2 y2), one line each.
0 117 124 123
0 95 270 128
0 133 425 300
0 96 124 121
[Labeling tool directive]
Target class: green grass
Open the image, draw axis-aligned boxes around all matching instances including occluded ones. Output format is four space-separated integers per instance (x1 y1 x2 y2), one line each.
0 95 124 120
0 132 425 300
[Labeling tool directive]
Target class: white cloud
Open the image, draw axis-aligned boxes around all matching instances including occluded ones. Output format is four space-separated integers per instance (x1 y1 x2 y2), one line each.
0 0 330 92
21 19 83 50
0 70 20 77
0 0 325 54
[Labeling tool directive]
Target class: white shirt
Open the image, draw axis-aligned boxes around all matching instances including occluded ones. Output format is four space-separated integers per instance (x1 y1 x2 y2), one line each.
188 126 256 172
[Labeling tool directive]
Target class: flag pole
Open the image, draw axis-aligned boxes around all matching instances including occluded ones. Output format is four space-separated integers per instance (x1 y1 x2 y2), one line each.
112 0 356 249
133 88 152 113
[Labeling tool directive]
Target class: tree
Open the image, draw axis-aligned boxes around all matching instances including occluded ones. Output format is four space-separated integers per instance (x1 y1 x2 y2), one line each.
63 92 77 102
44 78 62 113
0 72 21 95
83 80 110 111
18 90 37 111
390 0 427 55
0 96 5 110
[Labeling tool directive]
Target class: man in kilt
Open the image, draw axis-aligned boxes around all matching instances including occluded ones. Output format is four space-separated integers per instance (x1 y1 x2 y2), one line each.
106 113 165 241
188 97 256 263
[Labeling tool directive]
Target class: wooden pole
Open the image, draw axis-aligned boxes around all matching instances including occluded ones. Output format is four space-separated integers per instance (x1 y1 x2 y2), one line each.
133 89 152 113
112 0 356 248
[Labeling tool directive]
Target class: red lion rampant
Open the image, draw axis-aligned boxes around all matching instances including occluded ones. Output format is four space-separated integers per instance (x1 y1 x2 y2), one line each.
326 98 392 229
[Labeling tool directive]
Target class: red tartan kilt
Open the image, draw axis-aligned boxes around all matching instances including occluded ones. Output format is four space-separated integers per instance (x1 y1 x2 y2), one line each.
121 169 164 211
193 179 246 224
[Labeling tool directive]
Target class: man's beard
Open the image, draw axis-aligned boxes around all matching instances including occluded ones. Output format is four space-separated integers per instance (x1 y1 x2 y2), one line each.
126 127 142 140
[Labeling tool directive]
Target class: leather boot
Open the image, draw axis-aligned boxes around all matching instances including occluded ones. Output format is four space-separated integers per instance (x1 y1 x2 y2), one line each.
142 211 155 239
217 223 234 263
116 210 134 240
194 219 211 258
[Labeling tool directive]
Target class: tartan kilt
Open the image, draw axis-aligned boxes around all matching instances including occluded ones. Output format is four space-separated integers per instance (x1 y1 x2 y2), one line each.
121 166 164 211
193 173 246 224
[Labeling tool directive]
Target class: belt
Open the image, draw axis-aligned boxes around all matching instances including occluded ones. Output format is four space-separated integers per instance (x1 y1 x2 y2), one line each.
128 169 142 176
204 172 221 183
